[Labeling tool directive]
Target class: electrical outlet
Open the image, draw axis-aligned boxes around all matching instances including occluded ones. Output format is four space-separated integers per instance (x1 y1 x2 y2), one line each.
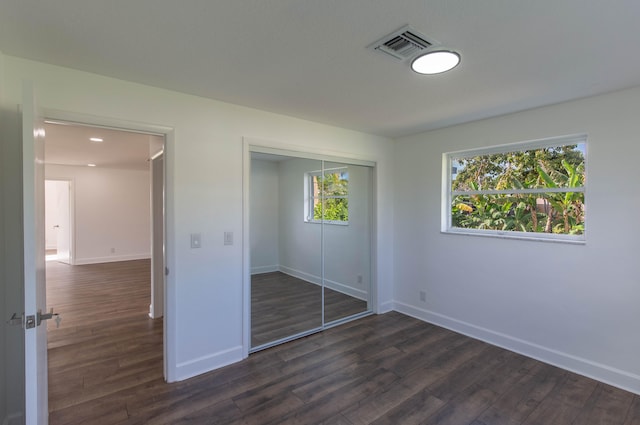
224 231 233 246
419 291 426 302
110 247 115 254
357 275 363 284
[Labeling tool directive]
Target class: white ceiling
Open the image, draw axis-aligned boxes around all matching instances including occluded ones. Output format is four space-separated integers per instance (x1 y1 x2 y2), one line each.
2 1 640 138
44 121 164 171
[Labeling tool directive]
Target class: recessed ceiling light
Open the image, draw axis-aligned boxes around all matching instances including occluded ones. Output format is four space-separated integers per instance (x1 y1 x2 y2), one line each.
44 120 71 126
90 137 103 142
87 163 97 167
411 50 460 74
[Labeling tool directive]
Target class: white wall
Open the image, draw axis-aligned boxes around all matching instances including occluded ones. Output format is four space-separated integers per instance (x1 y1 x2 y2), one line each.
45 164 151 265
250 159 280 273
276 158 372 300
393 86 640 394
1 53 395 382
278 157 323 282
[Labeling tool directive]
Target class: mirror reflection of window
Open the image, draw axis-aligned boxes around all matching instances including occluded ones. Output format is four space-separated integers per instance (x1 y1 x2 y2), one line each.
306 167 349 224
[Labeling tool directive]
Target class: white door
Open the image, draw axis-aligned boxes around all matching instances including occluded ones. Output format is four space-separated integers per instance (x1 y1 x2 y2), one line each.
22 81 49 425
54 181 71 265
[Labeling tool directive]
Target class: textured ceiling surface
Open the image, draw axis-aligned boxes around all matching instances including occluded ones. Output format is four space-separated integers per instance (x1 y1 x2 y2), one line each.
2 1 640 138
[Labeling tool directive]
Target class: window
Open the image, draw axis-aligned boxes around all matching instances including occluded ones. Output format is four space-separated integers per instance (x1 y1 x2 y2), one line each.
305 167 349 224
443 135 586 242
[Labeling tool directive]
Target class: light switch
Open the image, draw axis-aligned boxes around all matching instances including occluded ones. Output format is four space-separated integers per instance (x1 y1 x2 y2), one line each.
224 231 233 246
190 233 201 249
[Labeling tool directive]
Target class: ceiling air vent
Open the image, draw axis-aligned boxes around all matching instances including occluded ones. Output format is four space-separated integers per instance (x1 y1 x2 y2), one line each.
368 25 437 61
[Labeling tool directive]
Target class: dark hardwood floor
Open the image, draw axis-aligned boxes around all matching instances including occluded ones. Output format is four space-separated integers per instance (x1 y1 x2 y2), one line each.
251 272 367 347
46 259 163 425
47 260 640 424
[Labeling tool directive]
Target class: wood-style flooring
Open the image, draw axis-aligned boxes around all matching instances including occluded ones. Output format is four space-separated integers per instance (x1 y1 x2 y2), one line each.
47 260 640 424
251 272 367 347
46 259 163 425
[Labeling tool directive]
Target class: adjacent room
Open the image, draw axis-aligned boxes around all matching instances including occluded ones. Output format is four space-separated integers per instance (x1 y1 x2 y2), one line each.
42 122 166 419
2 1 640 424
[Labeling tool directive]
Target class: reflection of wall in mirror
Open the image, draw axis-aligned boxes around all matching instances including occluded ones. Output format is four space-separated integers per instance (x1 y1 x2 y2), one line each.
250 156 371 301
250 158 280 274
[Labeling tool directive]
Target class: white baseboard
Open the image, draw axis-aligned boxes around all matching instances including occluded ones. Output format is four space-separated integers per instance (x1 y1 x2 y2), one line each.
278 265 367 301
279 265 321 285
148 304 163 319
325 278 367 301
175 345 243 382
251 265 279 275
392 301 640 396
74 254 151 265
378 300 394 314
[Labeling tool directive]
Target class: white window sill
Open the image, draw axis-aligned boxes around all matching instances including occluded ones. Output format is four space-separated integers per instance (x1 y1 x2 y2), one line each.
305 219 349 226
442 228 586 245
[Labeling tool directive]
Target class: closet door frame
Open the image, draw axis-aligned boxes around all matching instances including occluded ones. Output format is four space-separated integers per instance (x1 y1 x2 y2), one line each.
242 138 377 357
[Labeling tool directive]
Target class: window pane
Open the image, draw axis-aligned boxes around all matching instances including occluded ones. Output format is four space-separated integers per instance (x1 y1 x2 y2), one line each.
452 143 585 192
317 171 349 197
452 192 584 235
313 198 349 222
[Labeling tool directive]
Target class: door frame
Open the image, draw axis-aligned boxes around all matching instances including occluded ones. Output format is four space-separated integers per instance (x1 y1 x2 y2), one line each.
42 108 175 381
241 137 379 358
149 151 164 319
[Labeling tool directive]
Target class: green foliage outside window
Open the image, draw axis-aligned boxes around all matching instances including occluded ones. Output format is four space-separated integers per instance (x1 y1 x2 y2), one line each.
451 144 585 235
312 171 349 222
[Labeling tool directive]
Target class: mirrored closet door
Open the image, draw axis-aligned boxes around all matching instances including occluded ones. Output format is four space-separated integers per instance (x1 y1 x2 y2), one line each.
250 153 323 348
249 149 374 351
322 161 371 325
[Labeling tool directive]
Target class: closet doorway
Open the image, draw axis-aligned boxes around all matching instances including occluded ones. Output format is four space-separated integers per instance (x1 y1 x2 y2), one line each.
247 146 374 352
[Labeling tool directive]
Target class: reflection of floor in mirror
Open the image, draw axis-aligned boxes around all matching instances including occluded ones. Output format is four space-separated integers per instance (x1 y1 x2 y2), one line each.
251 271 367 348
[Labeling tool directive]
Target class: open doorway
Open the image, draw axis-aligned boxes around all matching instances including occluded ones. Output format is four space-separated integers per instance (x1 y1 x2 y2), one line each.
42 121 166 420
44 179 73 264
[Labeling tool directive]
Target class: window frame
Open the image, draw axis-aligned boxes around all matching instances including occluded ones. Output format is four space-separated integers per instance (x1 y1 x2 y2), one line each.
441 134 587 244
305 166 349 226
